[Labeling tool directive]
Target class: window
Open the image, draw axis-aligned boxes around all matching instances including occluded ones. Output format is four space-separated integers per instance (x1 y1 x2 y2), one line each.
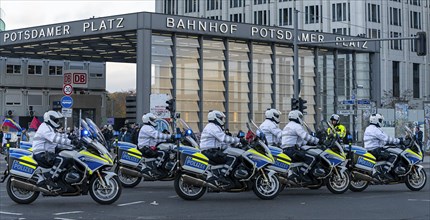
390 32 402 50
333 28 348 35
254 10 269 25
410 0 421 6
367 3 381 23
392 61 400 98
410 34 417 52
49 65 63 75
28 94 43 106
367 28 381 38
413 63 420 98
90 72 103 78
305 5 321 24
279 0 293 2
390 7 402 26
332 3 349 22
230 13 243 22
6 64 21 74
164 0 177 14
410 11 421 29
230 0 243 8
254 0 267 5
391 0 401 2
185 0 199 13
207 15 221 20
5 94 22 106
279 8 292 26
28 65 42 75
207 0 221 10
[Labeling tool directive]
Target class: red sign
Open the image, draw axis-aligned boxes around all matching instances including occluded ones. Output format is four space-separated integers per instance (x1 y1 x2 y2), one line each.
63 84 73 96
73 73 87 84
64 73 72 85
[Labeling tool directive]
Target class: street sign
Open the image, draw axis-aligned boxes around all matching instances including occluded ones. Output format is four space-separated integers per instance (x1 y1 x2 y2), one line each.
63 84 73 96
357 99 371 105
61 108 73 118
150 94 171 119
337 110 354 115
60 96 73 108
357 104 371 110
342 100 355 105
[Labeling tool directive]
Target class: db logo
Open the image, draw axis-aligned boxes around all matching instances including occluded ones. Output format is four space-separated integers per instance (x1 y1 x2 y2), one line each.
73 73 87 84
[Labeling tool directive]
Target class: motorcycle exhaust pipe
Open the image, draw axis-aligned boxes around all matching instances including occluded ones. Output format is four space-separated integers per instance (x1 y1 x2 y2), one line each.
182 174 218 190
277 176 289 185
11 178 53 195
351 171 373 182
119 166 144 177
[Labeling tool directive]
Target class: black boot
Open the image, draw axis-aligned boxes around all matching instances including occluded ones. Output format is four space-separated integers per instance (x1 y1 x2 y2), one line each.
37 173 61 191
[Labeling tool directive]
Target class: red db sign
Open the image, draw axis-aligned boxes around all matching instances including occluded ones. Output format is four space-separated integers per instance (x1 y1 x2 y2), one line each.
73 73 87 84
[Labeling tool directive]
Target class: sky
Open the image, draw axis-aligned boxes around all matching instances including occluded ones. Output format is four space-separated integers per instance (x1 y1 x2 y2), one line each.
0 0 155 93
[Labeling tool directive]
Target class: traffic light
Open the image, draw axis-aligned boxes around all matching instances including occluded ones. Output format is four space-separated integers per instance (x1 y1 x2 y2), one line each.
291 98 299 110
299 98 307 113
416 32 427 56
166 98 175 117
29 106 34 117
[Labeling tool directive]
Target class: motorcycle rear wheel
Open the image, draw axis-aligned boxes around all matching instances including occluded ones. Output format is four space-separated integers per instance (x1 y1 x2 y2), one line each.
253 172 280 200
174 173 206 200
6 177 39 204
326 171 350 194
349 180 369 192
89 175 122 205
116 167 142 188
405 168 427 191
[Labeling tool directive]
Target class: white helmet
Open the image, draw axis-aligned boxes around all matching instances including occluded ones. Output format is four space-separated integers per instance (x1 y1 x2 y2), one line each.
330 114 340 122
142 113 157 127
288 110 303 124
369 113 384 127
43 110 64 129
265 108 281 124
208 110 226 127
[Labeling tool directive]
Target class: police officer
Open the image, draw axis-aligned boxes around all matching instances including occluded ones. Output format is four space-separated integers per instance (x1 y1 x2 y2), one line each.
259 108 282 146
364 113 403 180
200 110 244 186
327 114 347 141
281 110 323 182
32 111 79 191
137 113 173 174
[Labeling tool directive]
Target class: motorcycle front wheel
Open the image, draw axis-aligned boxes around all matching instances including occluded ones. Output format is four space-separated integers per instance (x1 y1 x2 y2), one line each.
253 172 280 200
89 174 122 205
174 173 206 201
6 177 39 204
405 168 427 191
326 170 350 194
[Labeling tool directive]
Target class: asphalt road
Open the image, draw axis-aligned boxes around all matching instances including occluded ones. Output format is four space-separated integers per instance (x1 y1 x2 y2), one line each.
1 175 429 220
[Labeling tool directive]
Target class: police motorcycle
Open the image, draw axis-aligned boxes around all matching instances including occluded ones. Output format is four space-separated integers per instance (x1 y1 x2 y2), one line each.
347 125 427 192
276 119 350 194
114 117 191 188
174 120 281 200
0 118 122 205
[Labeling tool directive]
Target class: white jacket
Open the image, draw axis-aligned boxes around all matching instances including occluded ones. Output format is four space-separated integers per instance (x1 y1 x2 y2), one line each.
259 119 282 146
281 121 319 149
32 123 71 154
363 124 400 150
138 125 170 149
200 123 239 151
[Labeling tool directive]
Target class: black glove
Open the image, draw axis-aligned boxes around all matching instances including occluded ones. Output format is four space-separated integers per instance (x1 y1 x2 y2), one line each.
170 134 176 142
398 137 404 145
71 138 82 147
317 138 324 145
240 138 248 146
